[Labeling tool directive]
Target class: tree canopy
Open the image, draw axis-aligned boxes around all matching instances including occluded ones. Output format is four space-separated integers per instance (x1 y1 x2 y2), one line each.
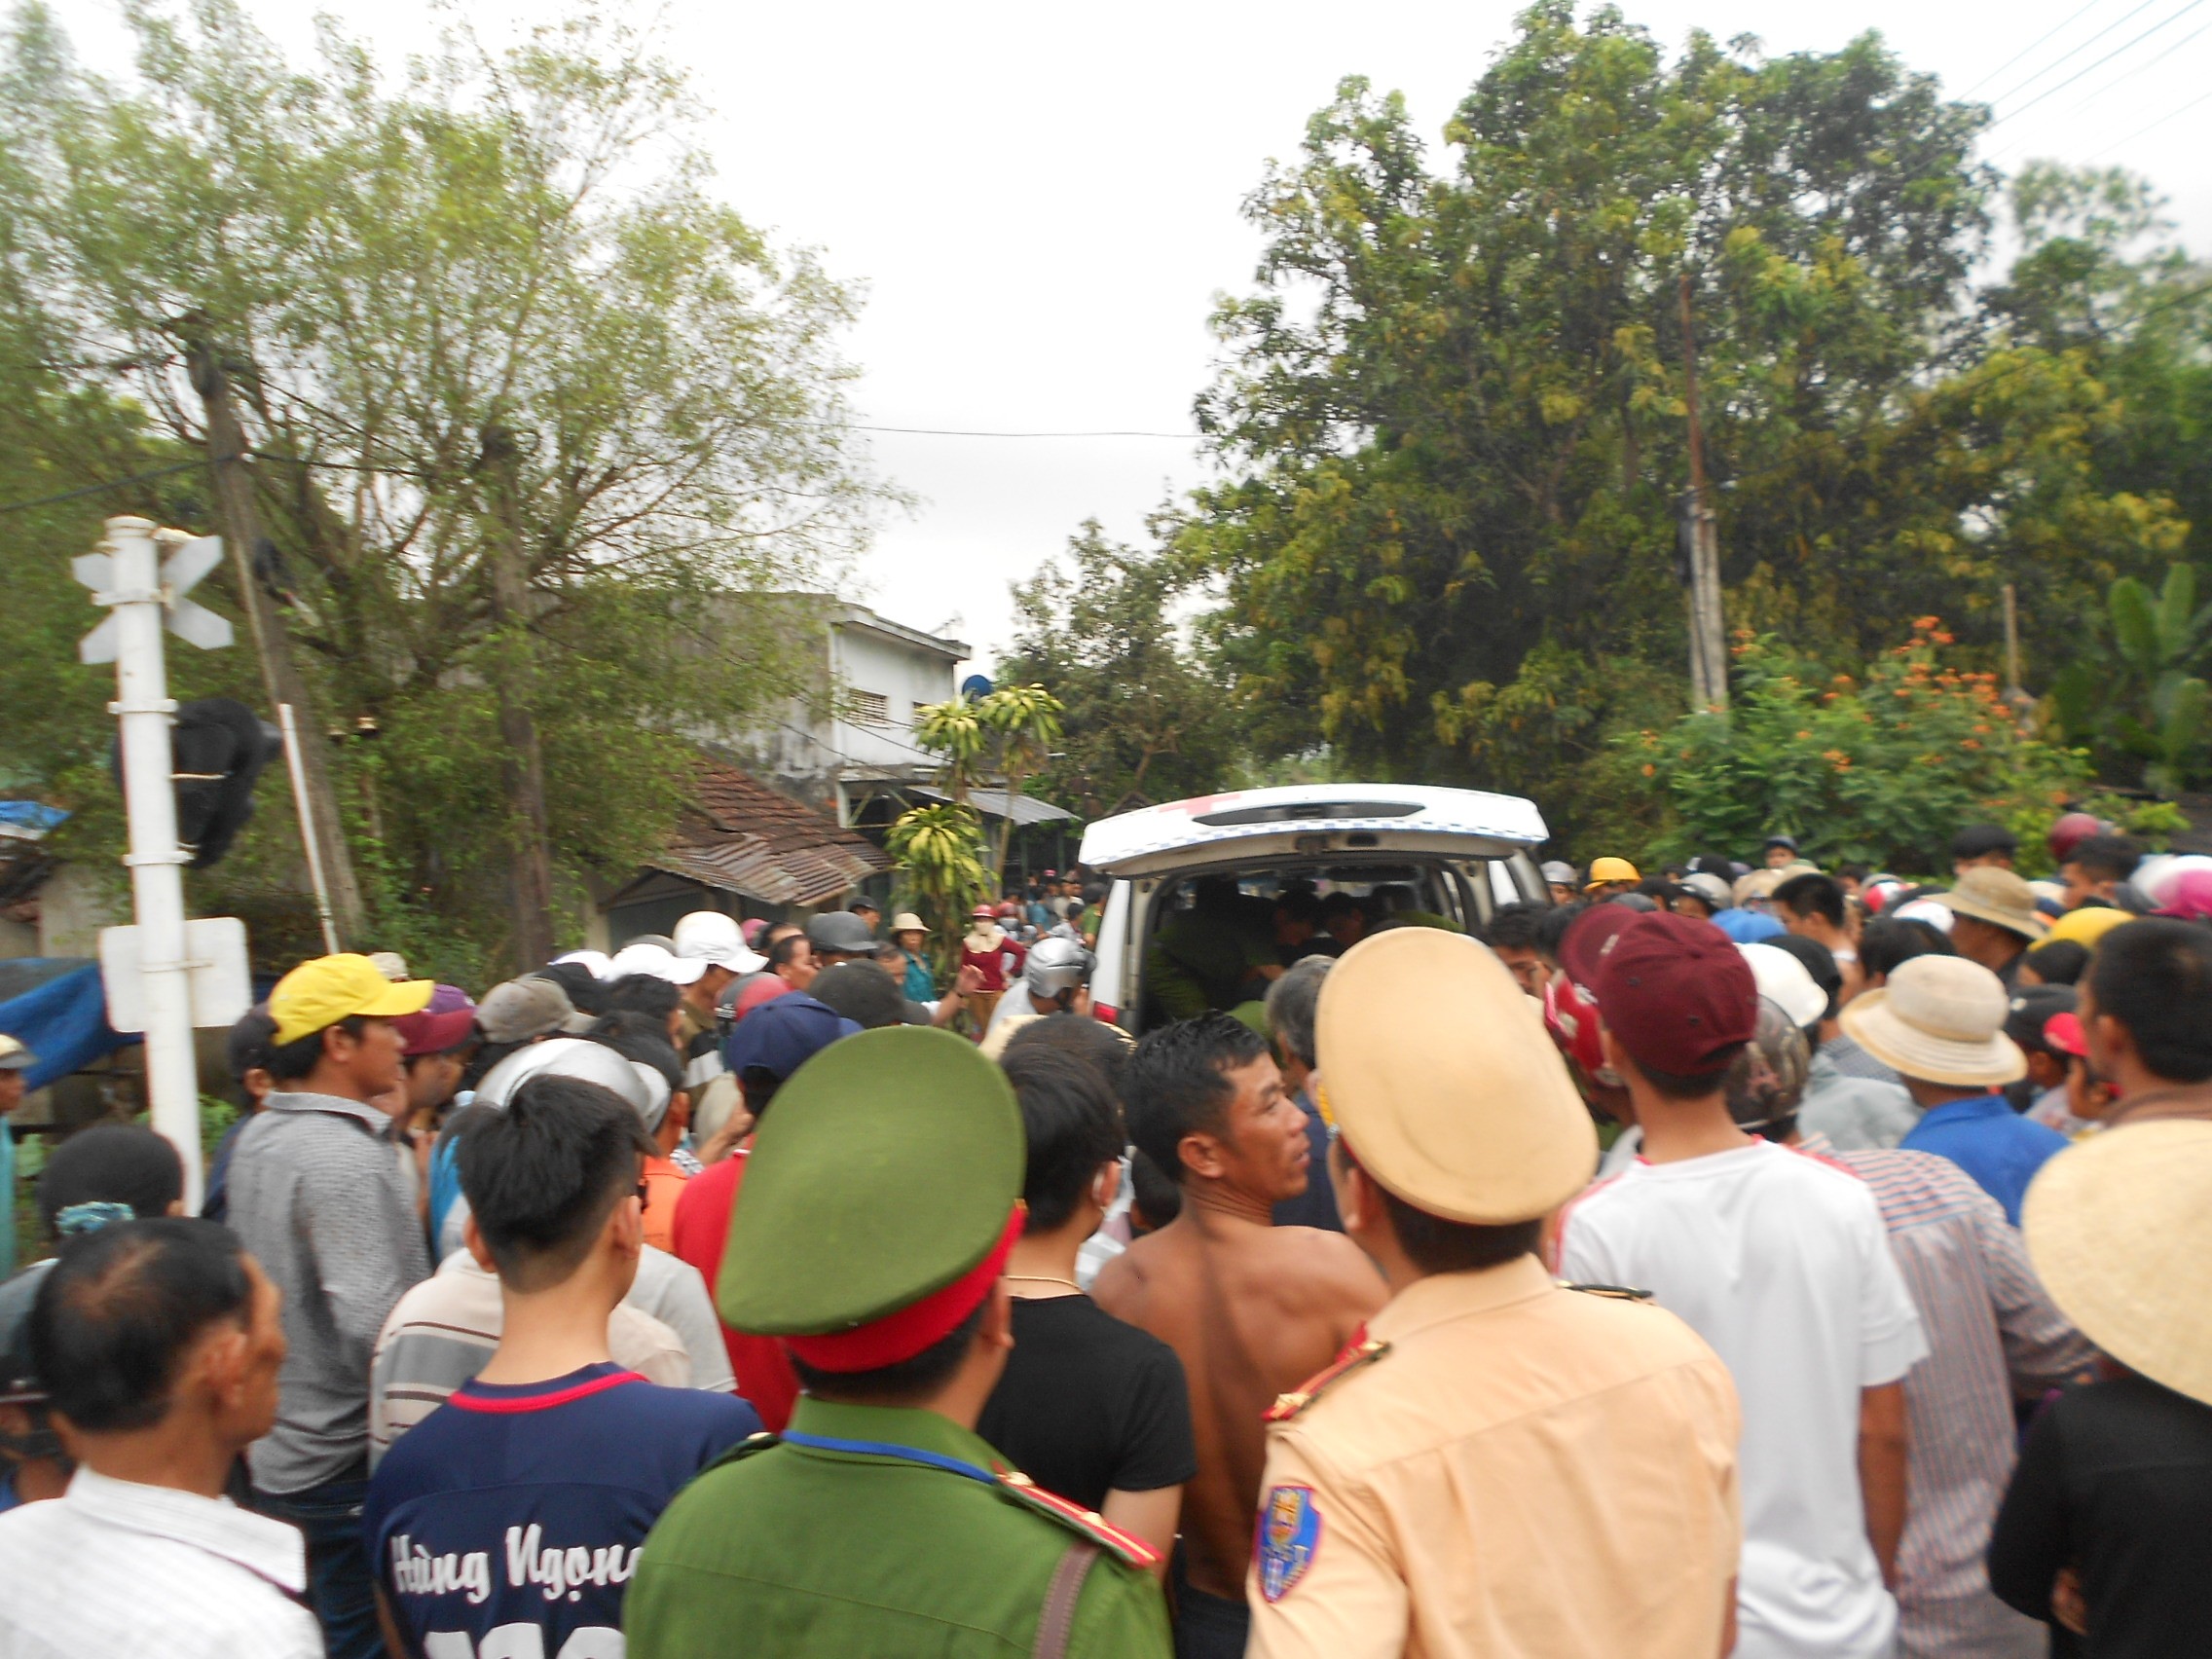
1168 1 2203 849
0 0 884 976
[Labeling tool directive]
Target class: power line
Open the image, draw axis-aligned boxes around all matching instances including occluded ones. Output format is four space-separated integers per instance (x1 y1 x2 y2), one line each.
2085 82 2212 155
1985 0 2208 130
1963 0 2114 97
0 459 204 517
1990 13 2212 159
1983 0 2163 111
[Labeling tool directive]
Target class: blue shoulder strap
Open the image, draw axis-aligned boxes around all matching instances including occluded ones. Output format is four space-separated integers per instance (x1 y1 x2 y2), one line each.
780 1430 998 1486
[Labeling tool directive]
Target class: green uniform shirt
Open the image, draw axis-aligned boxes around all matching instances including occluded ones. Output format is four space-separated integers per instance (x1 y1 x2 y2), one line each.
625 1396 1172 1658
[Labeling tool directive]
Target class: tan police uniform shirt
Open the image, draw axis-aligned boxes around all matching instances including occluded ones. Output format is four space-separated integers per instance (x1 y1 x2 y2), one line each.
1245 1254 1741 1659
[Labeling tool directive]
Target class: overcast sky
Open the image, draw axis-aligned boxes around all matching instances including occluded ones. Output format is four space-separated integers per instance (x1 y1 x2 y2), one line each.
59 0 2212 669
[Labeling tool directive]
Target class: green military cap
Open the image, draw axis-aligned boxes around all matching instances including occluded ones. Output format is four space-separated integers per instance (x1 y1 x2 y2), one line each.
719 1026 1025 1370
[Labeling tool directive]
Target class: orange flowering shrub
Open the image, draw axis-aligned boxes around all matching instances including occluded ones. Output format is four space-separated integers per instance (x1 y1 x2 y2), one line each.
1628 620 2093 872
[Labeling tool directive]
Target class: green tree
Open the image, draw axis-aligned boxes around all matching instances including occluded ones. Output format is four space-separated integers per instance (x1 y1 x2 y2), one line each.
999 521 1243 818
2050 566 2212 797
1182 6 2184 833
0 1 883 977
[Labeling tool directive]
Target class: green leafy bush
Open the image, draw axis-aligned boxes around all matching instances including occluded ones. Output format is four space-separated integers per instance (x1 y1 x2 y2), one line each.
1630 620 2097 875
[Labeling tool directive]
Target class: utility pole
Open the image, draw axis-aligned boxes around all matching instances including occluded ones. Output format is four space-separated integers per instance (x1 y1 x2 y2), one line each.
182 334 366 942
1679 273 1729 712
478 424 557 970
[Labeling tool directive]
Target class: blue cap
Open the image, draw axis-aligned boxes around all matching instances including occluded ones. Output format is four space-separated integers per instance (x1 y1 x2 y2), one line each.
723 992 861 1083
1711 908 1787 943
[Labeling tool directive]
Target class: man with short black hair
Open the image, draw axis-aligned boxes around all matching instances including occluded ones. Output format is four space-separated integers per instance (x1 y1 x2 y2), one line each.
1480 902 1553 997
1951 824 2018 873
2076 916 2212 1128
627 1028 1171 1657
1557 912 1926 1659
225 952 436 1659
1263 957 1339 1231
202 1008 277 1225
0 1218 314 1656
1774 871 1862 997
1095 1014 1384 1658
2059 832 2142 911
1247 931 1741 1659
765 929 817 991
978 1047 1194 1571
365 1075 758 1659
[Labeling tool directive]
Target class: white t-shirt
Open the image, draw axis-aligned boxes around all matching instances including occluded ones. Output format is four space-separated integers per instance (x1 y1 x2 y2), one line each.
1558 1139 1928 1659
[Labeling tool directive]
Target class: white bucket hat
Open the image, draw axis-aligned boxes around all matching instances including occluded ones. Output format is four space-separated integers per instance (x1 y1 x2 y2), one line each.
2024 1121 2212 1407
1839 954 2024 1088
672 909 767 977
552 949 615 980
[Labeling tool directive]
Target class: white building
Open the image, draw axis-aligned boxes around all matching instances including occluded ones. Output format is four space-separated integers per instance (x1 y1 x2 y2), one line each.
742 597 973 824
736 596 1070 843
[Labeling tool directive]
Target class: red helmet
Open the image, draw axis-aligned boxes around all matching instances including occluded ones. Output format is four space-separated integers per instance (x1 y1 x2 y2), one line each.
2047 812 2105 864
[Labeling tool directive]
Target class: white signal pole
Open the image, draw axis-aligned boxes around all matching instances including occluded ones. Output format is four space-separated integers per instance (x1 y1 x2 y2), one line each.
86 517 201 1203
76 516 237 1209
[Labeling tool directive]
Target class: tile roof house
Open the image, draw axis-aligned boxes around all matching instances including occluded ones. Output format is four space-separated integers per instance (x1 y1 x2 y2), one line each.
596 759 890 943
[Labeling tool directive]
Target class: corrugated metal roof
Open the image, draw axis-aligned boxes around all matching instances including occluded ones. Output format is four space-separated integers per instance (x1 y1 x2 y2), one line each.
645 764 889 907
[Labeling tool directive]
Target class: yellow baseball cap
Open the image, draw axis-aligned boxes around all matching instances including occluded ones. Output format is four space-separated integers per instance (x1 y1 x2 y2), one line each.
2046 906 2134 950
1585 856 1640 891
269 953 433 1046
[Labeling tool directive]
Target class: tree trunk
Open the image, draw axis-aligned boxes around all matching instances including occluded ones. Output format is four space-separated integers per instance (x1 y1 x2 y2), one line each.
183 334 368 944
479 424 557 971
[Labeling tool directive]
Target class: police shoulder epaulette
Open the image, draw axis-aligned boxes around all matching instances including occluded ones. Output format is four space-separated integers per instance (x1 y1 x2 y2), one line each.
701 1430 781 1475
1266 1329 1390 1423
1559 1281 1655 1303
994 1468 1160 1570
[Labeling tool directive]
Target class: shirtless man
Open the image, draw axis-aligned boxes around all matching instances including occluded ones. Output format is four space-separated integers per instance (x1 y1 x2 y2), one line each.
1095 1013 1385 1659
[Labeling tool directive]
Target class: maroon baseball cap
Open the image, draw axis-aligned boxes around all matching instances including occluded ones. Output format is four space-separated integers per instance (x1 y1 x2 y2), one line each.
1593 911 1758 1075
393 1005 478 1058
1558 903 1641 1002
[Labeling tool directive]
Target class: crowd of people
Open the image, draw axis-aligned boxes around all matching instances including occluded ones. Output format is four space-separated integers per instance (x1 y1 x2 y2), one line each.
0 809 2207 1658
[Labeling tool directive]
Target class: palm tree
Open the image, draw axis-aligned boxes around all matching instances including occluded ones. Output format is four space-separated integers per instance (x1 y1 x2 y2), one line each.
977 684 1064 883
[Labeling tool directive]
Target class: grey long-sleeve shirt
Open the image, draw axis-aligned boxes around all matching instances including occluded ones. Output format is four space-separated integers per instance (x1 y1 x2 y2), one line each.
225 1090 429 1493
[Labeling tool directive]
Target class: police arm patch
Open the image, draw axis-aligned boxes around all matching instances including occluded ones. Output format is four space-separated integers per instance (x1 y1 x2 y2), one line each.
1256 1484 1323 1603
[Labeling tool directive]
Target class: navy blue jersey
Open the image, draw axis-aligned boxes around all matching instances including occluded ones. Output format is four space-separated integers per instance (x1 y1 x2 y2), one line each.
363 1362 758 1657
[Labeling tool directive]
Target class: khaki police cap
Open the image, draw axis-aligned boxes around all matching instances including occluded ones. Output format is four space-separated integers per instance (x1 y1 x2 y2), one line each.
718 1025 1024 1337
1315 928 1597 1225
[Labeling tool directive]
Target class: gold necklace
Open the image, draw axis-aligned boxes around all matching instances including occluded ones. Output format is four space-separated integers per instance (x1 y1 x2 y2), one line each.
1005 1274 1087 1296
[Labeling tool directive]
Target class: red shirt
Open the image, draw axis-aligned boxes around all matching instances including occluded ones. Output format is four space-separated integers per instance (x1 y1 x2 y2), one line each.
959 929 1026 993
669 1149 800 1430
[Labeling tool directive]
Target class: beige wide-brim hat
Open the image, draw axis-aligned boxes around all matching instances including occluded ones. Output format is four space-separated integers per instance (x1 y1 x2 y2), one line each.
2024 1121 2212 1407
1931 866 2049 940
1315 929 1597 1225
889 913 931 935
1839 954 2025 1088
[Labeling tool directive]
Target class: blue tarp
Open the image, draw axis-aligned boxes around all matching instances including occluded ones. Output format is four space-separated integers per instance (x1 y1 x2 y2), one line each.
0 802 67 836
0 960 129 1088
